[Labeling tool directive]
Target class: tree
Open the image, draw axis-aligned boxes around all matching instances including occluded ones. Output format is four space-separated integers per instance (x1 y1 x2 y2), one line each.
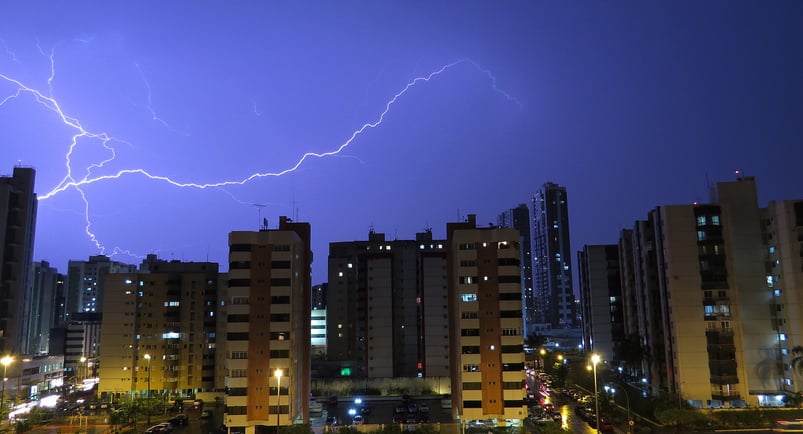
525 333 547 350
792 346 803 378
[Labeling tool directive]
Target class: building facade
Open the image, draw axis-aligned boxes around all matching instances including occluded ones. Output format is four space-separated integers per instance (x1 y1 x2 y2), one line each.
447 214 527 426
66 255 137 317
608 176 803 408
0 166 37 354
26 261 64 356
498 205 536 335
532 182 575 328
97 255 219 401
327 229 449 379
224 217 311 434
577 245 624 362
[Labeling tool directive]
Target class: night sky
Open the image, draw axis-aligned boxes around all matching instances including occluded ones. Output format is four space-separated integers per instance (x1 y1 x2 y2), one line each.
2 2 802 286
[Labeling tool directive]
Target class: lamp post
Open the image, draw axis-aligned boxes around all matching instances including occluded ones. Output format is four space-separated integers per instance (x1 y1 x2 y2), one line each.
0 355 12 423
144 354 152 425
78 356 87 390
539 348 546 371
591 354 601 434
274 369 283 433
611 386 632 434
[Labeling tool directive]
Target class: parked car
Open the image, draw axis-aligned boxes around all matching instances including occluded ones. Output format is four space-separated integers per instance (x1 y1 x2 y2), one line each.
169 414 188 426
352 415 364 426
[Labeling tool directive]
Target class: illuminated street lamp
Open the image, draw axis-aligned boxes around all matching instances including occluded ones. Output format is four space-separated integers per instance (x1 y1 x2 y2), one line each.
0 355 12 422
78 356 87 389
539 348 546 371
275 369 283 433
144 354 152 424
591 354 601 434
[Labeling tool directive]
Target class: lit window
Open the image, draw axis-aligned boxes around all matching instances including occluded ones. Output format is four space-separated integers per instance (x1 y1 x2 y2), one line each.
338 271 344 277
347 263 353 268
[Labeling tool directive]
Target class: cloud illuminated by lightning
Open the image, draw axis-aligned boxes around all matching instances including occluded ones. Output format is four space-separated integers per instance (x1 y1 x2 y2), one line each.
1 55 520 258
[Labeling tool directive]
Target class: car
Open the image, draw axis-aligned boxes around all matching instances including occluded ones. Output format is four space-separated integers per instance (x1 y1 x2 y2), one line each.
157 422 174 432
169 414 188 426
145 425 169 434
599 418 614 432
418 403 429 413
326 416 338 426
352 415 364 426
200 409 213 419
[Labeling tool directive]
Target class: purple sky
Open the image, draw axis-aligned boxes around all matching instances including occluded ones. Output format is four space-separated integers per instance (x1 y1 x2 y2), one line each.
2 2 802 286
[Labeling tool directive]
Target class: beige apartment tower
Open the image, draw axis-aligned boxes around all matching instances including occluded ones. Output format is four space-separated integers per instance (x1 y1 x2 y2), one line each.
447 215 527 426
224 217 311 434
97 256 219 401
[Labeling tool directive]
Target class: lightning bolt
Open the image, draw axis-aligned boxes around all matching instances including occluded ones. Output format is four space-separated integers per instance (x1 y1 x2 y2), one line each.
1 55 520 258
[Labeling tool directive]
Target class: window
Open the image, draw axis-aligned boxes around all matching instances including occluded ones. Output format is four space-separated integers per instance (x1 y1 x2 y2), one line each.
697 216 707 226
461 294 478 302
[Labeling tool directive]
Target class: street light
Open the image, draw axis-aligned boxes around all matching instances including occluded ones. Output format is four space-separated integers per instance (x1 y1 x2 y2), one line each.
274 369 283 433
144 354 152 425
0 355 12 423
611 386 632 434
591 354 601 434
78 356 87 390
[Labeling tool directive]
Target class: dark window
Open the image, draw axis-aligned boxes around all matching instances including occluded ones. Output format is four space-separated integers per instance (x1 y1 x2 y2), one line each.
463 400 482 408
271 296 291 304
461 329 480 337
501 345 524 354
228 279 251 287
227 314 249 323
461 346 480 354
500 310 523 318
270 350 290 358
498 275 521 284
229 244 251 252
272 261 291 269
227 333 249 341
271 278 291 286
271 313 291 322
499 292 521 301
229 261 250 269
462 382 482 390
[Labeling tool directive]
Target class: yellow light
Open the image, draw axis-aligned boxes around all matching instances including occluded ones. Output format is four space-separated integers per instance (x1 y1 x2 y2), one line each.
591 354 600 365
275 368 283 378
0 356 12 368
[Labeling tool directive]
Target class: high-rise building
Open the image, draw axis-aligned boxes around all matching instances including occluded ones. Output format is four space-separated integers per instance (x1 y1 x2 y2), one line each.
610 176 803 408
577 245 624 361
532 182 575 328
224 217 311 434
497 204 536 335
66 255 137 317
26 261 64 355
0 166 37 354
447 214 527 426
97 255 219 401
327 229 449 378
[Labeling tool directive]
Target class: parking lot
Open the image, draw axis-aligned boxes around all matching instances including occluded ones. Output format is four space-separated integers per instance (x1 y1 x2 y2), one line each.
313 395 453 428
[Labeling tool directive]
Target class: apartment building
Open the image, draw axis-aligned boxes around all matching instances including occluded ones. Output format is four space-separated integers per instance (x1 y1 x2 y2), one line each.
447 214 527 426
327 229 449 379
224 217 311 434
97 255 219 401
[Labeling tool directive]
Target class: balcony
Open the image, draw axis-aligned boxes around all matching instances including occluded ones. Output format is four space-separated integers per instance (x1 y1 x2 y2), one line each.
711 391 741 401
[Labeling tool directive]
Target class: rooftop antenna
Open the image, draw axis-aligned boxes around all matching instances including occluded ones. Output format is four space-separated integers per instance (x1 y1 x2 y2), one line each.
262 217 269 231
254 203 266 229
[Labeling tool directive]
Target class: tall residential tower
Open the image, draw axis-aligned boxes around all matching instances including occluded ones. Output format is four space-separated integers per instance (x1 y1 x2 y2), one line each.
532 182 575 328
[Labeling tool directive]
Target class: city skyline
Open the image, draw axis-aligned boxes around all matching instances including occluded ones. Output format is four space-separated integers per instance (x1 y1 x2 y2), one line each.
2 2 802 285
